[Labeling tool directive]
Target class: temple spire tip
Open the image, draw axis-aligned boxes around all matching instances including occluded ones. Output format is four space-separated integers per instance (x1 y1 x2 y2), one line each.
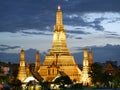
58 5 61 10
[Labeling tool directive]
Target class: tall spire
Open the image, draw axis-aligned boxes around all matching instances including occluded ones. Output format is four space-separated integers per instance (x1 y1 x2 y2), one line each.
35 51 40 72
50 5 70 54
83 48 89 66
17 49 27 82
20 49 25 67
82 48 89 86
56 5 63 25
89 49 93 65
39 4 82 83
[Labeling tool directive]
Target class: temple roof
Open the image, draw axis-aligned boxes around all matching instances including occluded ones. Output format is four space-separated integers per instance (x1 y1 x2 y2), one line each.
23 76 38 83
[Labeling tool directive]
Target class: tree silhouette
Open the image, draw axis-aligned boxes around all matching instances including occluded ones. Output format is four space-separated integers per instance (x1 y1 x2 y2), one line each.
89 62 103 85
54 75 72 85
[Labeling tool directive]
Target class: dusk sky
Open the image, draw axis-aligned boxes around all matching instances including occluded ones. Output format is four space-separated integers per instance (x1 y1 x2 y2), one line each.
0 0 120 65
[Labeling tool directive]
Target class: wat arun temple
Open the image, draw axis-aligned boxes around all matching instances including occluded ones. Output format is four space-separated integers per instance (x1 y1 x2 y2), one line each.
17 6 93 86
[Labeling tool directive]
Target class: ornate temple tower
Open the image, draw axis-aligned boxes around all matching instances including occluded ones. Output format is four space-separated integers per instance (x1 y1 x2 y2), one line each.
89 49 93 65
17 49 27 82
38 6 82 82
82 48 89 86
88 49 93 85
35 51 40 72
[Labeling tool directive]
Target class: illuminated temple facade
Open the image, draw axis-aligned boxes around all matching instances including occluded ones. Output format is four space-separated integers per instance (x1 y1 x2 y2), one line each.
17 49 27 82
17 6 94 84
82 48 93 86
38 6 82 82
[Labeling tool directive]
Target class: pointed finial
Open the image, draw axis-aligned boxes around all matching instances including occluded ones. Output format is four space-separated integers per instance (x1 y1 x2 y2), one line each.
21 48 24 53
36 51 39 54
90 48 92 52
58 5 61 10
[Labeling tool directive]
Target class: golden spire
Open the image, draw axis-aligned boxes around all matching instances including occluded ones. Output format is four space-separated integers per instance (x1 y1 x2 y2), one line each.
17 49 27 82
39 5 82 83
20 49 25 67
83 48 89 66
50 5 69 54
82 48 90 86
56 5 63 25
89 49 93 65
35 51 40 72
20 49 24 61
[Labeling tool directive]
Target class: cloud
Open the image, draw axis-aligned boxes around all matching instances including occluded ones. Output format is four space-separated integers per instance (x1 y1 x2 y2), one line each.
73 44 120 65
64 0 120 12
22 31 52 36
107 17 120 23
0 0 120 33
75 37 83 39
64 14 105 31
66 34 74 39
105 36 120 39
67 30 90 34
104 31 120 39
0 0 57 33
90 18 104 31
0 0 120 65
0 44 120 65
0 44 21 51
0 48 47 63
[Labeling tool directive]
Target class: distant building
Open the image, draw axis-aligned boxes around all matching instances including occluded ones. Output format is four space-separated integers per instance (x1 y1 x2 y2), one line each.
0 66 10 76
1 67 10 75
103 61 117 75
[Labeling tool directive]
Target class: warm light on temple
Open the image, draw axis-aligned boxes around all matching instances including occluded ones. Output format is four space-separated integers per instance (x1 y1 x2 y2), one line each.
58 5 61 10
17 5 94 86
38 5 82 82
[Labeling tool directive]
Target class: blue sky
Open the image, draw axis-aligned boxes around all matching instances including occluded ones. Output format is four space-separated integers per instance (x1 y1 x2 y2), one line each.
0 0 120 65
